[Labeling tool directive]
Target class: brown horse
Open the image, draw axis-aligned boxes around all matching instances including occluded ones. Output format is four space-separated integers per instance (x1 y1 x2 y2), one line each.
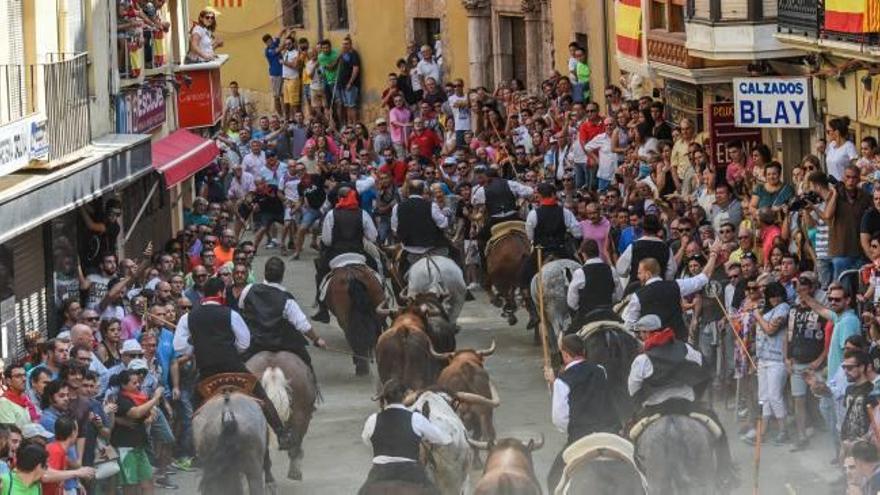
484 223 532 326
246 351 317 481
324 265 386 375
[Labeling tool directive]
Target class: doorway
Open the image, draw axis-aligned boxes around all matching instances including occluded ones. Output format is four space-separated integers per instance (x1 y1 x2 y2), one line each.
497 16 526 87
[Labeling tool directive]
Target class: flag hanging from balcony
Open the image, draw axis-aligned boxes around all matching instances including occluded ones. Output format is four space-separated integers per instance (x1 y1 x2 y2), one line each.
616 0 642 57
825 0 880 33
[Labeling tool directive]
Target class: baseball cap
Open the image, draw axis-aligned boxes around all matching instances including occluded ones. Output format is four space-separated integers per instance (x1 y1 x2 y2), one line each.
375 118 387 125
22 423 54 440
634 315 663 332
121 339 143 355
128 358 149 372
798 271 818 286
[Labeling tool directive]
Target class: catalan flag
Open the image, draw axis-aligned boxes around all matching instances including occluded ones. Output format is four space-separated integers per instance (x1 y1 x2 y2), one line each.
825 0 880 34
616 0 642 57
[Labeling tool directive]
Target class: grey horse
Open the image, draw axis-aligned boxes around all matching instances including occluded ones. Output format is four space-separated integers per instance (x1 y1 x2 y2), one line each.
530 258 580 354
247 351 317 481
553 433 647 495
635 415 722 495
194 392 267 495
405 255 467 325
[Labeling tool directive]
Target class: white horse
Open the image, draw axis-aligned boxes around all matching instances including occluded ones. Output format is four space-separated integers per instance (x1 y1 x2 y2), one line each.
530 259 581 352
404 255 467 326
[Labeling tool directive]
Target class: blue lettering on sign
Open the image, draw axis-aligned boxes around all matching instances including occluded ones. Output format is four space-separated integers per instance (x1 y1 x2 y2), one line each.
739 99 805 125
740 101 755 124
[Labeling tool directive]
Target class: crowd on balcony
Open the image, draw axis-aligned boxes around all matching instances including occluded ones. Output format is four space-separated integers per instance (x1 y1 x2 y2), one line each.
117 0 172 79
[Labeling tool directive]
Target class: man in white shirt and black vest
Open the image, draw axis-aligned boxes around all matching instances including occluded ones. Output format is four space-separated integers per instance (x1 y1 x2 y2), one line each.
172 277 301 450
616 214 677 287
359 378 451 494
520 182 581 327
391 179 449 267
471 165 534 266
546 334 620 491
622 240 721 341
566 239 623 333
312 185 378 323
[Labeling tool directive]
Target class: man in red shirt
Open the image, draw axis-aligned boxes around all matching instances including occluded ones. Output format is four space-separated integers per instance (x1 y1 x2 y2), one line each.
43 417 95 495
577 101 603 191
409 117 442 161
378 147 407 187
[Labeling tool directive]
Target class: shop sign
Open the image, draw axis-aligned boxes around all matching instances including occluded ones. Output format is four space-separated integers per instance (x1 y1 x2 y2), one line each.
857 70 880 127
0 114 49 176
176 68 223 129
665 80 703 132
116 85 166 134
733 77 811 128
709 102 762 169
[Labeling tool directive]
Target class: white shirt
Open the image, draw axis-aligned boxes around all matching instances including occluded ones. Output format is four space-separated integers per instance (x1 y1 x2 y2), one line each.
173 301 251 356
551 359 607 433
415 59 441 86
524 207 581 243
471 180 534 215
361 404 452 463
238 281 312 334
826 140 857 181
622 275 710 332
242 152 267 176
320 209 379 246
628 342 703 405
567 258 623 311
282 49 300 79
584 132 617 181
615 237 677 280
390 195 449 253
447 94 471 131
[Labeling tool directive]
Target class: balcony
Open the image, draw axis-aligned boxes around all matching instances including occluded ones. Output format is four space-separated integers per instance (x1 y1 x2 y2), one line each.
647 31 703 69
775 0 880 58
777 0 822 38
0 53 91 167
684 0 802 59
117 0 171 86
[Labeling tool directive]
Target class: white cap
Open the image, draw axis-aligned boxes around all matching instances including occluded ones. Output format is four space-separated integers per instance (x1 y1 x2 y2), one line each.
634 314 663 332
127 358 149 371
121 339 143 355
22 423 54 440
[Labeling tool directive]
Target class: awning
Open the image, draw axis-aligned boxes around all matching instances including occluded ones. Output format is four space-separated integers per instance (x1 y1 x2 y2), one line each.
152 129 219 188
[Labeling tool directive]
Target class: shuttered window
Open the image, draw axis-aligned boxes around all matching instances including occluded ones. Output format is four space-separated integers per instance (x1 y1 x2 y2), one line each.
0 0 26 124
65 0 87 54
12 229 48 359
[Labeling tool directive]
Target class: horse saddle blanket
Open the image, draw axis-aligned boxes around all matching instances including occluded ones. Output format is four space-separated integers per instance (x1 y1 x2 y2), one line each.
628 412 723 442
196 373 258 403
318 260 383 303
486 220 527 255
555 433 647 495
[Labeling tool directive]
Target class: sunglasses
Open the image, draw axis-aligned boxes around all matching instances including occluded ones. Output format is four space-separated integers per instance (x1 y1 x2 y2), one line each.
827 296 844 302
180 305 192 310
85 317 99 322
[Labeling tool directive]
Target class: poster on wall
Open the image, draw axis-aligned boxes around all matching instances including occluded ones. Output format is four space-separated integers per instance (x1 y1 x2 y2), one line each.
733 77 812 128
857 70 880 127
116 85 167 134
0 114 49 176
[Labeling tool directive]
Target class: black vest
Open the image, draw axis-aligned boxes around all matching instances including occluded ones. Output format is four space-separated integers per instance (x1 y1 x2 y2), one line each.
637 341 709 405
484 178 517 217
637 280 687 340
241 284 309 357
370 407 421 460
629 239 670 282
533 205 566 250
330 208 365 257
397 197 445 248
577 263 615 316
558 361 619 443
188 304 241 374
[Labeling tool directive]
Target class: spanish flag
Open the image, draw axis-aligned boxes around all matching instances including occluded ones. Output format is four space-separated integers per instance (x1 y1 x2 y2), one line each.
616 0 642 57
825 0 880 33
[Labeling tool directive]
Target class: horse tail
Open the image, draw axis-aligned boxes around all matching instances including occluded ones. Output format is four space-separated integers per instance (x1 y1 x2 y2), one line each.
347 276 381 359
198 395 245 495
261 366 291 423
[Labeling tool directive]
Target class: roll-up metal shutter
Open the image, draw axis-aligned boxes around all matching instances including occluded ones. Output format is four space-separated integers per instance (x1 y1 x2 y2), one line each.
0 0 26 124
11 228 48 359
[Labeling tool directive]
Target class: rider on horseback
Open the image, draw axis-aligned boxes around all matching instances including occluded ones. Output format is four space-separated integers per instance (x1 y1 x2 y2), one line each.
313 184 379 323
172 277 300 450
472 165 534 267
359 378 451 495
566 239 623 333
391 179 449 271
521 182 581 325
627 313 736 487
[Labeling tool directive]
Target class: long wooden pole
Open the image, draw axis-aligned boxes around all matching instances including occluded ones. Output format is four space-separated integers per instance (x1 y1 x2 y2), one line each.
535 247 551 389
712 293 758 372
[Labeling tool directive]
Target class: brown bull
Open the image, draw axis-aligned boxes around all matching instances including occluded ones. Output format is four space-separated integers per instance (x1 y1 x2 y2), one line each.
469 436 544 495
431 342 499 442
375 303 442 391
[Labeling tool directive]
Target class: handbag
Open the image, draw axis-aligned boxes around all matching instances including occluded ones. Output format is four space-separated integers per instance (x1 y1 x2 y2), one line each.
93 438 120 480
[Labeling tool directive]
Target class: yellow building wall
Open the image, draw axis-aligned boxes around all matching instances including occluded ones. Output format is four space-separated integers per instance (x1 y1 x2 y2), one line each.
445 0 470 89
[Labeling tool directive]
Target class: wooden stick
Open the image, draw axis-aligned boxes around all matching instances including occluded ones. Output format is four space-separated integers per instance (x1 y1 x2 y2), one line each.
713 294 758 372
753 413 762 495
535 247 552 390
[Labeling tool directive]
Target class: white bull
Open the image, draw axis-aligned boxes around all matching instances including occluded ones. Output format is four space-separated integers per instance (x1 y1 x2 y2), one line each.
408 391 473 495
405 255 467 326
530 259 581 353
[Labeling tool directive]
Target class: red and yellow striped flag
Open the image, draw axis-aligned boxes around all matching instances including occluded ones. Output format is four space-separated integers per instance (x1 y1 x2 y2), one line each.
825 0 880 33
616 0 642 57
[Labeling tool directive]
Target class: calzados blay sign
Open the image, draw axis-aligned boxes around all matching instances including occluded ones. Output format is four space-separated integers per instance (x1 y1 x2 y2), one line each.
733 77 812 128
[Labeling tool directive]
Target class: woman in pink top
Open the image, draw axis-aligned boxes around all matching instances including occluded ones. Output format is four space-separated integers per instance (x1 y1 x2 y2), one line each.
388 94 412 155
579 202 612 261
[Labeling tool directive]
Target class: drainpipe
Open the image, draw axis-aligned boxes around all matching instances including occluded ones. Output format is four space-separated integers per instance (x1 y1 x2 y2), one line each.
601 0 610 88
316 0 324 41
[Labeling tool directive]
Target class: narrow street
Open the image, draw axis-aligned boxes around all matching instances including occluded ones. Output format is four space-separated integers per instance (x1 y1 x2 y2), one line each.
170 248 840 494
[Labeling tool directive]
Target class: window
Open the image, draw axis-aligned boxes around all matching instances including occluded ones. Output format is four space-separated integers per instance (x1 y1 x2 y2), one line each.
650 0 667 30
282 0 304 27
325 0 349 31
413 18 441 53
669 2 685 32
651 0 686 33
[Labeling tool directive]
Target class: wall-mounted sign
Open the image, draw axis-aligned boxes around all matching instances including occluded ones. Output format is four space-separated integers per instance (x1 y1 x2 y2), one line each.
116 85 167 134
0 114 49 176
857 70 880 127
176 68 223 129
709 102 763 170
733 77 812 128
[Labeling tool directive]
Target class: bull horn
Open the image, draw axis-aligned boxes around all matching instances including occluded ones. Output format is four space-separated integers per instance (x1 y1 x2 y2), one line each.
402 390 420 407
527 433 544 451
477 340 497 357
455 388 500 409
375 300 391 316
467 437 490 450
428 343 454 361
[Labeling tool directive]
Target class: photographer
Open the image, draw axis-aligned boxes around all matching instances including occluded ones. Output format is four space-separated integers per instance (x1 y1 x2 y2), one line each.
804 171 835 288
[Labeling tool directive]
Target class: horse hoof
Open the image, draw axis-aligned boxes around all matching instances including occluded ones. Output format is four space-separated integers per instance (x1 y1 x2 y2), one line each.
355 362 371 376
526 317 538 330
287 468 303 481
267 482 278 495
490 297 503 308
507 314 518 326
